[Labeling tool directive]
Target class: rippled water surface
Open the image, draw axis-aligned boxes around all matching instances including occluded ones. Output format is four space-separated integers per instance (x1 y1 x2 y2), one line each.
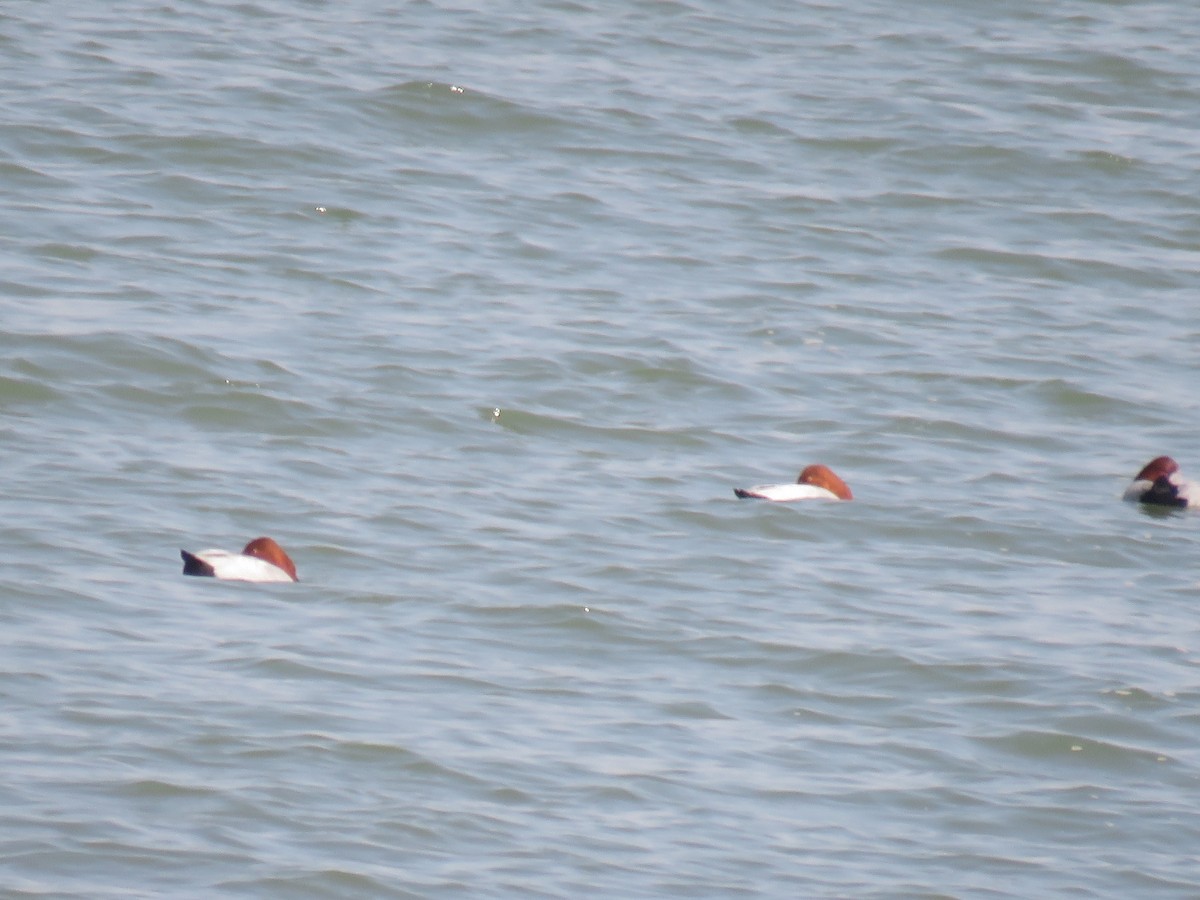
2 1 1199 897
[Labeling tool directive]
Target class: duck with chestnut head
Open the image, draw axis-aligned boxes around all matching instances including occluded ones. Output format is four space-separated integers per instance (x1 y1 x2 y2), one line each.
1122 456 1195 508
181 536 298 582
734 464 853 502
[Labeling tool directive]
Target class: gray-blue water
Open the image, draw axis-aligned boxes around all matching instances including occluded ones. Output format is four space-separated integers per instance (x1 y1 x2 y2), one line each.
2 1 1199 896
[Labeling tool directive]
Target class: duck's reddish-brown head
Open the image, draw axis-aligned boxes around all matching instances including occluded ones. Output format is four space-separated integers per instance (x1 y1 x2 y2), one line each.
797 464 853 500
241 537 298 582
1133 456 1179 483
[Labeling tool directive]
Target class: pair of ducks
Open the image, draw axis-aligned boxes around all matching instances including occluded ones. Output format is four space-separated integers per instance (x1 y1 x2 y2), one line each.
182 455 1194 584
731 456 1196 507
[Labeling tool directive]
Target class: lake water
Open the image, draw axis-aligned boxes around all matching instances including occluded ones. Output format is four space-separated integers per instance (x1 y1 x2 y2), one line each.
2 1 1199 897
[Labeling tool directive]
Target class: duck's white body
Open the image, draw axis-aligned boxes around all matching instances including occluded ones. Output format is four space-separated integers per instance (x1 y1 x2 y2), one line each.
734 483 841 502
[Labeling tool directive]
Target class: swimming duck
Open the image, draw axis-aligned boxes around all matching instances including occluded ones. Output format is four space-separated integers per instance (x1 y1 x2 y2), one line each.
1122 456 1195 508
734 464 853 502
181 536 298 582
